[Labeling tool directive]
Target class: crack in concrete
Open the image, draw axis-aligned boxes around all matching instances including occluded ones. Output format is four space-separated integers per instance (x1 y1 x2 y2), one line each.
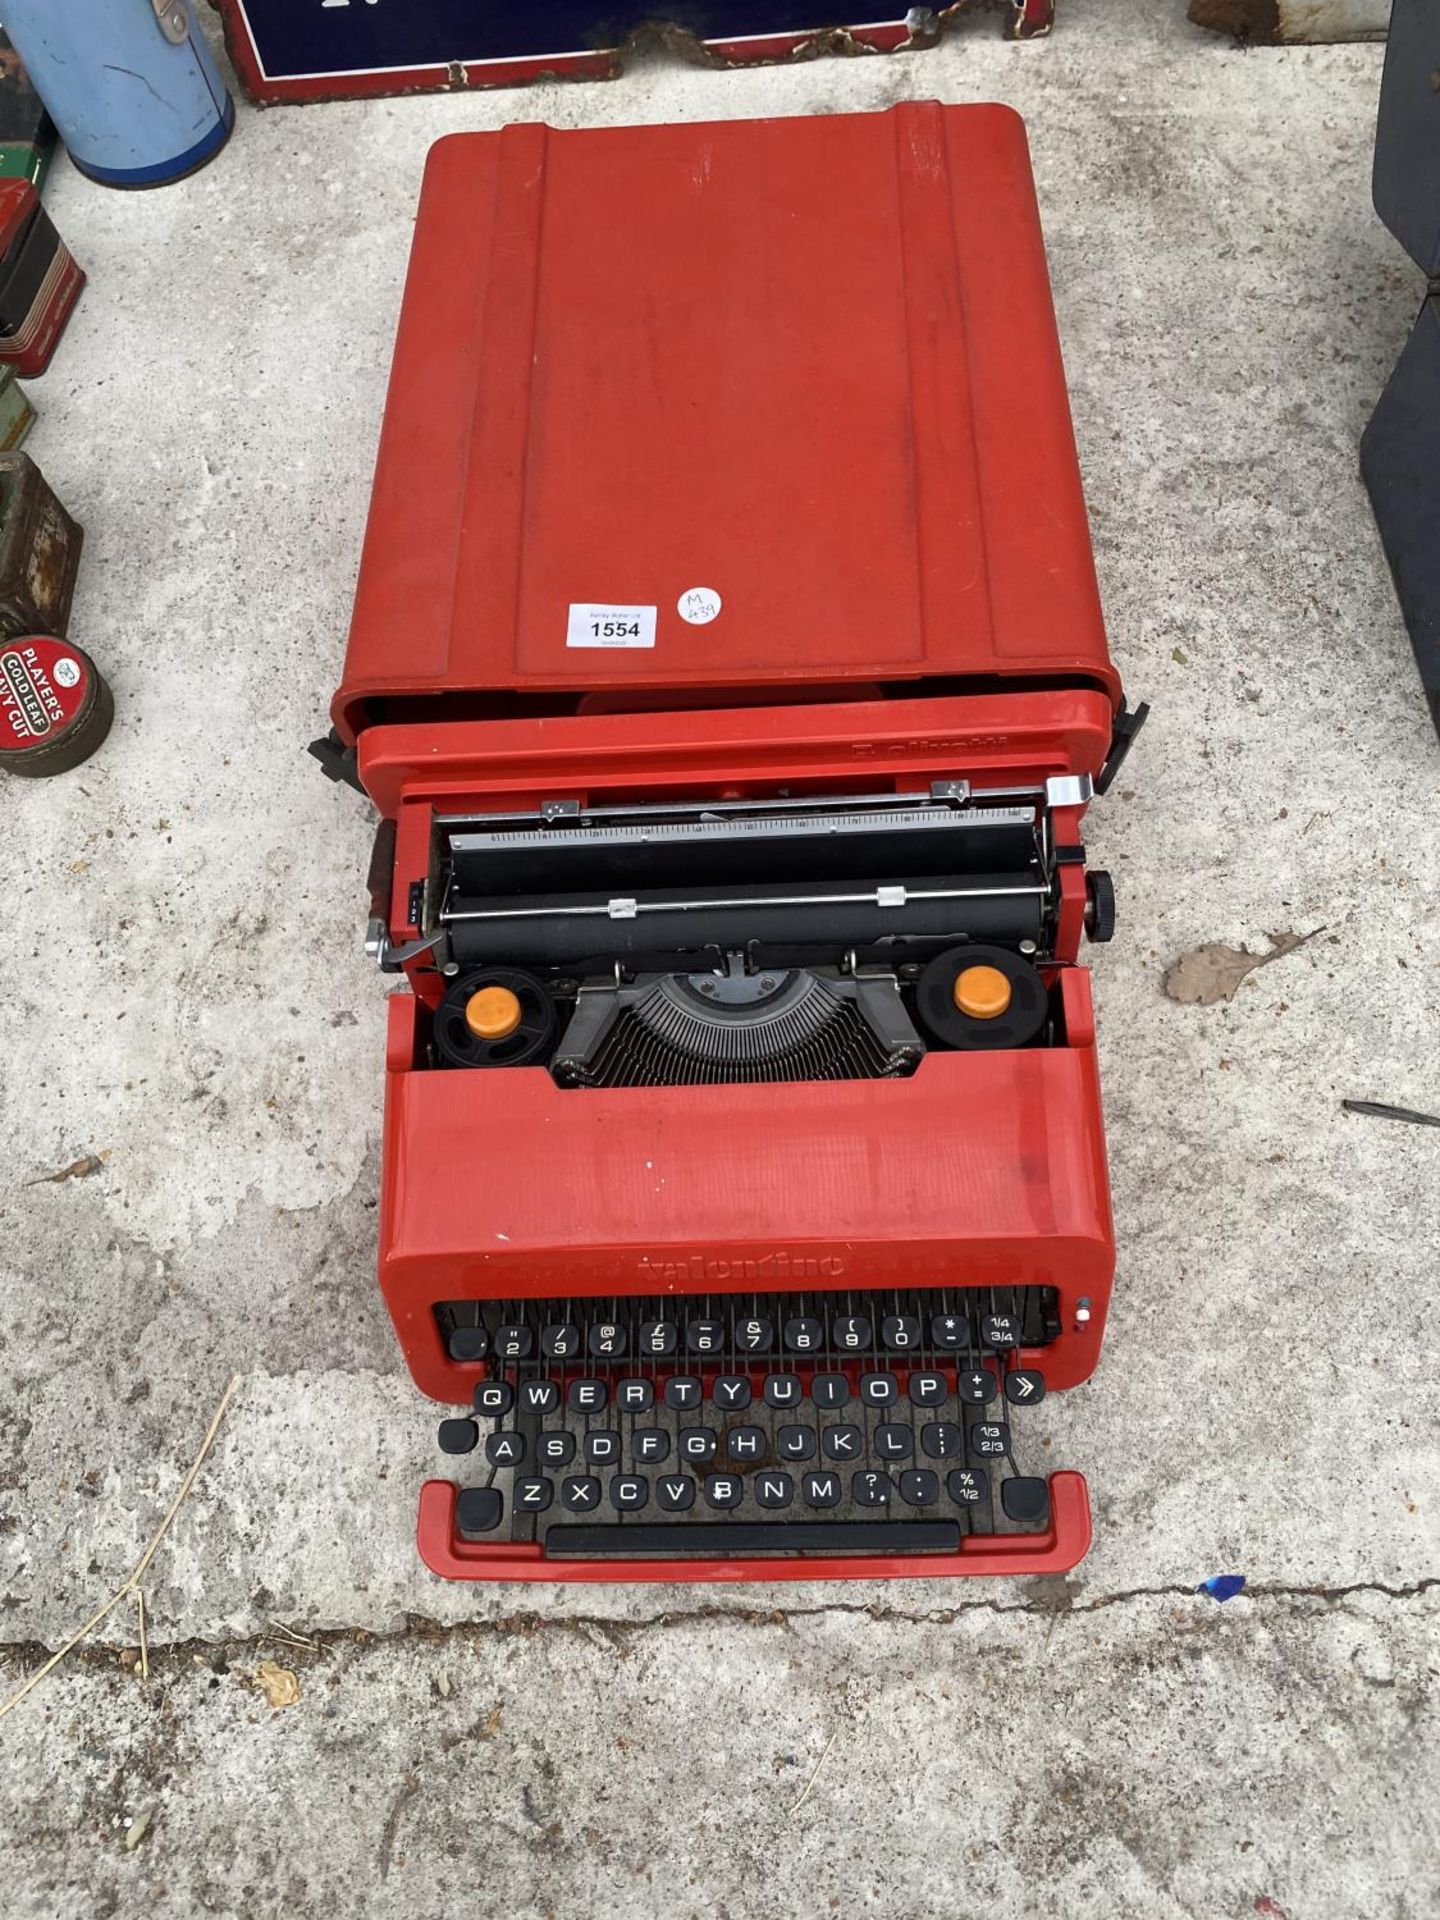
1 1575 1435 1678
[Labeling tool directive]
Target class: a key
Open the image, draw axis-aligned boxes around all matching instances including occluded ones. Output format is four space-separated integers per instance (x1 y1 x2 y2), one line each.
656 1475 696 1512
783 1315 823 1354
561 1475 601 1511
538 1431 576 1466
763 1374 802 1409
515 1477 553 1512
616 1379 653 1413
755 1472 794 1509
519 1380 559 1415
969 1422 1011 1459
776 1425 817 1461
610 1475 648 1511
947 1468 989 1506
736 1317 772 1353
930 1313 969 1350
664 1377 702 1410
822 1424 861 1460
680 1428 718 1462
831 1315 871 1351
456 1488 503 1536
713 1376 752 1411
852 1471 891 1506
981 1313 1020 1350
1001 1476 1050 1525
447 1326 489 1362
899 1470 939 1506
907 1371 948 1406
485 1430 525 1467
812 1373 850 1409
686 1319 724 1354
541 1322 580 1360
956 1368 998 1405
881 1314 921 1352
638 1320 678 1357
438 1418 479 1455
727 1426 765 1462
584 1430 621 1464
494 1324 532 1360
589 1322 626 1357
473 1381 514 1417
1004 1368 1046 1407
704 1474 743 1509
859 1372 899 1407
802 1470 843 1508
568 1379 607 1413
875 1424 914 1459
633 1429 670 1463
921 1421 963 1460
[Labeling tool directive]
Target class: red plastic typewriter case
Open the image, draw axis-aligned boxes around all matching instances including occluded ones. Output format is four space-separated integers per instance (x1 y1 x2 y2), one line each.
328 103 1141 1584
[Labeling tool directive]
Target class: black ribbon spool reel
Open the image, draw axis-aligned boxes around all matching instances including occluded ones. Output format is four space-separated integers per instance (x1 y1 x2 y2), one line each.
914 944 1049 1052
433 968 558 1069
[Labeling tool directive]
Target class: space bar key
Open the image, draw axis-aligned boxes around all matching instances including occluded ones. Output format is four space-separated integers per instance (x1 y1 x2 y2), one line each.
544 1520 962 1559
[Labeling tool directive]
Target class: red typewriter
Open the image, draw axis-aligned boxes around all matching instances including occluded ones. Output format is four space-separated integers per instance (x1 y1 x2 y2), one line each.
315 102 1146 1583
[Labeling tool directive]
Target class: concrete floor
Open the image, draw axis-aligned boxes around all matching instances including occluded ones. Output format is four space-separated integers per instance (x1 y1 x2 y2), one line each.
2 3 1436 1915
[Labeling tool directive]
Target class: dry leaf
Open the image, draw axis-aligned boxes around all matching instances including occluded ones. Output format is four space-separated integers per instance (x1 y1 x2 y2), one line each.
123 1810 151 1852
253 1660 301 1709
26 1153 107 1187
1163 929 1322 1007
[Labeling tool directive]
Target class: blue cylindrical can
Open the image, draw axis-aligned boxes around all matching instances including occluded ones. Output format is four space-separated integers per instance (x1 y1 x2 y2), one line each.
0 0 233 189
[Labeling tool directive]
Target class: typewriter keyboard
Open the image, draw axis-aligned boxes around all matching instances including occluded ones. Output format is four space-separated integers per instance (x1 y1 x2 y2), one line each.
433 1290 1062 1559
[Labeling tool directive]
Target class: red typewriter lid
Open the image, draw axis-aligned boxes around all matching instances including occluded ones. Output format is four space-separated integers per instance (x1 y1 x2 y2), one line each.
336 102 1120 741
0 635 113 777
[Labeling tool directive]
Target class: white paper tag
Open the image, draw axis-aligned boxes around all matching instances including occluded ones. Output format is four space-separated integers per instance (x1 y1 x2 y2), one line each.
566 602 657 649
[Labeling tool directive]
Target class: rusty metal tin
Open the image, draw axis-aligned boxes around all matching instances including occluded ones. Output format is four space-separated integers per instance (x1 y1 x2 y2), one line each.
0 450 82 637
0 178 84 376
0 633 112 775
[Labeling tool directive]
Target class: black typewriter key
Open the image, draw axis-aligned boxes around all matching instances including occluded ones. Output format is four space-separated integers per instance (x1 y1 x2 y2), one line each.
664 1376 702 1410
633 1429 670 1464
831 1314 871 1351
981 1313 1020 1350
908 1371 948 1406
589 1322 626 1358
802 1470 842 1508
616 1378 654 1413
638 1320 678 1357
1004 1368 1047 1408
485 1430 526 1467
584 1430 621 1465
756 1472 794 1509
686 1319 725 1355
515 1477 554 1512
561 1475 601 1511
875 1424 914 1459
541 1322 580 1360
447 1326 489 1362
956 1368 999 1405
930 1313 969 1350
610 1475 649 1511
1001 1476 1051 1525
456 1487 503 1536
777 1425 817 1461
947 1468 989 1506
763 1374 802 1409
519 1380 559 1414
859 1372 899 1407
704 1474 743 1509
736 1317 772 1353
495 1324 532 1360
538 1431 576 1466
899 1470 939 1507
970 1422 1011 1459
881 1314 921 1353
680 1428 717 1462
783 1315 823 1354
568 1379 607 1413
822 1424 861 1460
727 1426 765 1462
713 1376 752 1411
474 1381 514 1417
922 1421 963 1460
853 1471 892 1506
657 1475 696 1512
438 1417 479 1455
811 1373 850 1410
